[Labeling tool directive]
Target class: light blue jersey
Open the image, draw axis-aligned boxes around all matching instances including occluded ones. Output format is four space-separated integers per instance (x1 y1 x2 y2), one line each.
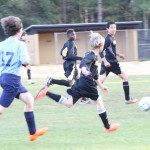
0 37 29 76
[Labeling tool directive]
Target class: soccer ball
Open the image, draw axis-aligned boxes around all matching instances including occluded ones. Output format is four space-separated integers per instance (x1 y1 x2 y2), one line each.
138 97 150 111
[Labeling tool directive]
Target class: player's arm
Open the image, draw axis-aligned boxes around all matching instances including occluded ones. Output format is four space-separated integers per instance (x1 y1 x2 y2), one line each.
64 55 82 61
116 52 125 59
95 77 108 93
99 38 110 67
80 53 93 76
65 42 82 61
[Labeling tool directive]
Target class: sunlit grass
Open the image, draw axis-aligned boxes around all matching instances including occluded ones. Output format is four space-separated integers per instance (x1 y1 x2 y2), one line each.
0 75 150 150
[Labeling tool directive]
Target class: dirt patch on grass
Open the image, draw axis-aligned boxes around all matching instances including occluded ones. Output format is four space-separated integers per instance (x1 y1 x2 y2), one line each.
21 61 150 79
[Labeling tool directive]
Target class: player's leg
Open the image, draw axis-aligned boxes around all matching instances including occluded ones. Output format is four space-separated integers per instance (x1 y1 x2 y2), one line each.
26 65 35 84
96 96 120 132
74 67 91 104
0 82 18 114
46 91 74 107
35 82 78 107
0 105 7 115
84 82 120 132
19 88 48 141
118 72 138 104
46 76 70 87
99 62 108 83
34 76 70 100
46 63 75 87
110 63 138 104
99 73 107 83
35 86 75 107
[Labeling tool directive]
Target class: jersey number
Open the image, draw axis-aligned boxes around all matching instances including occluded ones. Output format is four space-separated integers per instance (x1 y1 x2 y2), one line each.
2 52 14 66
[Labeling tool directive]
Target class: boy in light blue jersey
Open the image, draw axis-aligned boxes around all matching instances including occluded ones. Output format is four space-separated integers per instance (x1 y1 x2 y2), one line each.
0 16 48 141
0 34 29 75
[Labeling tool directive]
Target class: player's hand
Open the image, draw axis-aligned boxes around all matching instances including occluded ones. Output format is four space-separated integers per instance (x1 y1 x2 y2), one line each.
84 70 91 76
81 67 91 76
101 85 109 93
104 61 110 68
119 54 125 60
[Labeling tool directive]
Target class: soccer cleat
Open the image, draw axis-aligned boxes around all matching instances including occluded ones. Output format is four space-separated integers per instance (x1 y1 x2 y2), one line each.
34 86 48 100
104 123 120 132
79 97 91 104
46 76 52 87
125 98 138 104
28 79 35 84
29 127 48 141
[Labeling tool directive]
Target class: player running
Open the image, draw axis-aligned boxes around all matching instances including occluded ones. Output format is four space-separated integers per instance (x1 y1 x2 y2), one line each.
0 16 48 141
46 29 91 104
99 21 138 104
35 32 120 132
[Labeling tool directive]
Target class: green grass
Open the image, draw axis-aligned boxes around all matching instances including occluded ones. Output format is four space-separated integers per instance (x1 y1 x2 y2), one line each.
0 75 150 150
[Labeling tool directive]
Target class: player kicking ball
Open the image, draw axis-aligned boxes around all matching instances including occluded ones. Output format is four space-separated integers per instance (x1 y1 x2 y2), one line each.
35 32 120 132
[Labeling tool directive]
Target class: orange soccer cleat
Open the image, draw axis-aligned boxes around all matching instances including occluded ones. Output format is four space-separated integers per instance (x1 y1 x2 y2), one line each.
125 98 138 104
104 123 120 132
29 127 48 141
34 86 48 100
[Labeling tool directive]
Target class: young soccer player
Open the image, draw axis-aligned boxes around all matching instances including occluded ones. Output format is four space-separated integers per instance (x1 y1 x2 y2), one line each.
46 29 91 104
20 31 35 84
35 32 120 132
99 21 138 104
0 16 48 141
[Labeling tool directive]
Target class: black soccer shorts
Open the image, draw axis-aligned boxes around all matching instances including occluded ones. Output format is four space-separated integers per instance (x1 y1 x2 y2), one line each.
100 62 122 76
67 76 99 104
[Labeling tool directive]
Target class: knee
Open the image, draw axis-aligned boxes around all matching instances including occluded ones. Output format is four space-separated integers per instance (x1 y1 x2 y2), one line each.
97 107 106 114
64 99 73 108
124 76 128 81
25 97 34 110
0 106 7 115
121 74 128 82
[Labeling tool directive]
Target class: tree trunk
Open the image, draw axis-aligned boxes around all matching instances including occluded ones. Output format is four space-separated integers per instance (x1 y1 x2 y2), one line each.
62 0 67 23
143 10 149 29
98 0 102 22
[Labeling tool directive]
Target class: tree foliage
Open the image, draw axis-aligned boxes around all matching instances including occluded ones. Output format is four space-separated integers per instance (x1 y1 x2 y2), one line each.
0 0 149 39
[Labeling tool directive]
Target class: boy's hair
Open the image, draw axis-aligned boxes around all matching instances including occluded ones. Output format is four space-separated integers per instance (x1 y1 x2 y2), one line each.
66 29 75 36
20 30 27 42
106 21 116 29
89 32 103 49
1 16 23 37
21 30 27 36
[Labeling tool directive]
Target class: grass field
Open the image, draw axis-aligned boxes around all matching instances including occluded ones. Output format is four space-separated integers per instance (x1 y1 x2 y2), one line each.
0 74 150 150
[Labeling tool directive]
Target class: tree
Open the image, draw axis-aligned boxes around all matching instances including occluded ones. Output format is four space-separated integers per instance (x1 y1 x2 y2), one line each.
132 0 150 29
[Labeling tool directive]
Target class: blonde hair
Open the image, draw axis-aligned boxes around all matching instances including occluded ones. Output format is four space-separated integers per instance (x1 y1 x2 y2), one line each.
89 32 103 49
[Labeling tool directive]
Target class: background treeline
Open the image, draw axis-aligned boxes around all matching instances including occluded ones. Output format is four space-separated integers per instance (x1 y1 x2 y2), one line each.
0 0 150 39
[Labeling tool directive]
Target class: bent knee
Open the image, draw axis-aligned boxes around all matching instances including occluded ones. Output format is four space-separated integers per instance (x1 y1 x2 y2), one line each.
64 100 73 108
0 105 7 115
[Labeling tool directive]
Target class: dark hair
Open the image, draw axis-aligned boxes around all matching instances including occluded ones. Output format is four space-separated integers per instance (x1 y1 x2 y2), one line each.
66 29 75 36
21 30 27 36
1 16 23 37
106 21 116 29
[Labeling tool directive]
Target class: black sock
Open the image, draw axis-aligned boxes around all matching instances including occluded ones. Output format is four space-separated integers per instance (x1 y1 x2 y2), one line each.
51 79 70 87
27 69 31 80
99 112 110 129
123 81 130 100
46 91 61 103
24 111 36 135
